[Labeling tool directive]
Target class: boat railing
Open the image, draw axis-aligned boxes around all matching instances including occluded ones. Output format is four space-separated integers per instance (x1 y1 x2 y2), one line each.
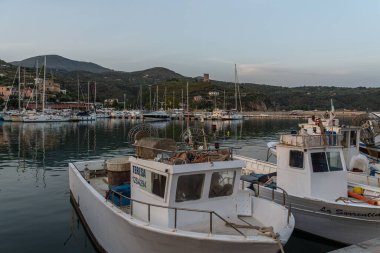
251 182 292 225
280 134 343 148
238 156 277 175
108 190 247 237
133 144 233 165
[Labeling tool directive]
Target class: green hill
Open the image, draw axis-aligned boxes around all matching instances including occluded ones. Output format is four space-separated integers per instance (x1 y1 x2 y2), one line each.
10 55 110 73
1 55 379 111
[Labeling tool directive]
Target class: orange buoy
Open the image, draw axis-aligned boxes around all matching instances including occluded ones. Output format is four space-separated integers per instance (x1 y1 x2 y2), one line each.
348 191 379 206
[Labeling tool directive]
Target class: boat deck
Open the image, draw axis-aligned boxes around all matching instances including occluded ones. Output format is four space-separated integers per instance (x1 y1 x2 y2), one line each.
178 215 266 237
88 175 270 238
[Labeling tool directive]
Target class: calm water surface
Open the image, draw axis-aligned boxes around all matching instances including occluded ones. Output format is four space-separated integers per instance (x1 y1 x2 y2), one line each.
0 119 342 253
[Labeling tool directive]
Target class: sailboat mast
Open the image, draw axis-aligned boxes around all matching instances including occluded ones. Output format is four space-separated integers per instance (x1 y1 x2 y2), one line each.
94 81 97 109
87 81 90 111
23 68 25 109
181 89 184 110
42 56 46 114
173 90 175 109
35 60 38 110
140 84 142 110
223 90 226 110
234 64 237 110
164 86 167 111
77 77 80 104
156 85 159 110
18 66 21 110
186 82 189 113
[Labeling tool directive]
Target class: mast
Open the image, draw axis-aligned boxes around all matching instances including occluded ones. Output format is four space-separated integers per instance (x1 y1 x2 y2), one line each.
181 89 184 110
164 86 167 111
94 81 97 108
42 56 46 114
173 90 175 109
77 77 80 105
124 93 126 110
23 68 25 109
140 84 142 110
234 64 237 110
35 60 38 110
149 85 152 110
156 85 159 110
186 82 189 113
87 81 90 111
223 90 226 110
18 66 21 110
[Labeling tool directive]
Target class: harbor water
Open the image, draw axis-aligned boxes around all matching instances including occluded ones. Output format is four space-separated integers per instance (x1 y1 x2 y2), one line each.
0 118 343 253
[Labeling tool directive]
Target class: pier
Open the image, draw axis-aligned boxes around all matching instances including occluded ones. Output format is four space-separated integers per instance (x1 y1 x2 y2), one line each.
329 237 380 253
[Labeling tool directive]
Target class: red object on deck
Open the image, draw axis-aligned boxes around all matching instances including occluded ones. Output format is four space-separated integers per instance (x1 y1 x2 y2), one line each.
347 191 379 206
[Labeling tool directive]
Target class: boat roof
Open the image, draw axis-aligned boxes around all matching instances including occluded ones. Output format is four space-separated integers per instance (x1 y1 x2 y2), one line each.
130 156 245 175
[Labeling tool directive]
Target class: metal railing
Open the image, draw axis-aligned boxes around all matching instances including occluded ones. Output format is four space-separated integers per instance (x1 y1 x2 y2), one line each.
280 134 343 148
108 190 246 237
252 182 292 225
132 144 233 164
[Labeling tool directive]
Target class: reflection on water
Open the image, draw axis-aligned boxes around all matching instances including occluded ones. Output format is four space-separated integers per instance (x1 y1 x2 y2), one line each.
0 118 340 253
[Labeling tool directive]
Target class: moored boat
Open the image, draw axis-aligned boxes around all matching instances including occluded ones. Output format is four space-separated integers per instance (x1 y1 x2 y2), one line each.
238 133 380 244
69 133 294 253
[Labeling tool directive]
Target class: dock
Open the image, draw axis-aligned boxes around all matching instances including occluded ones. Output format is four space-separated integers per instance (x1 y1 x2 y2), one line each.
329 238 380 253
242 110 364 119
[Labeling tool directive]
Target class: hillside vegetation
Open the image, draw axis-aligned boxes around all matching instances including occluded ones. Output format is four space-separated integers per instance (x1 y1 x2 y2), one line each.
1 55 379 111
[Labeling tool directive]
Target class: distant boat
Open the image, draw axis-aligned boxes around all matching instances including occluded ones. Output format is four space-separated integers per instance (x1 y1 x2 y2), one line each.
21 57 71 123
221 64 243 121
143 110 170 120
76 111 96 121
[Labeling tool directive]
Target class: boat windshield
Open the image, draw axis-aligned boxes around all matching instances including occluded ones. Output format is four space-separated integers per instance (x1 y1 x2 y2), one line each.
209 170 235 198
175 174 205 202
311 151 343 173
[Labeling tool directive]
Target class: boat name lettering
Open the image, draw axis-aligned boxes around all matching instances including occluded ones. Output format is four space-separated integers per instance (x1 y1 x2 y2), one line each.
320 207 380 217
132 177 146 188
132 165 146 177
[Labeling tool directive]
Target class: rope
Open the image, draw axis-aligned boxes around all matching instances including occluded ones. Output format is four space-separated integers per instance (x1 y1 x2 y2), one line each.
226 222 284 253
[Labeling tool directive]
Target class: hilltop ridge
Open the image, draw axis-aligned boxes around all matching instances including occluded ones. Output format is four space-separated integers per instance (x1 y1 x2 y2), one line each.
10 55 111 73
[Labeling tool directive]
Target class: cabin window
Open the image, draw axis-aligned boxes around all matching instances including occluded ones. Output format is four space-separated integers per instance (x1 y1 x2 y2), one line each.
326 152 343 171
311 152 343 172
311 152 329 172
350 131 357 146
209 170 236 198
176 174 205 202
132 165 167 198
151 172 167 198
289 150 304 169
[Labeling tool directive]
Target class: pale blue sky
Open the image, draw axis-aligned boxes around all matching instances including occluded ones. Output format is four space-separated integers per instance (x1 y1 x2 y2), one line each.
1 0 380 87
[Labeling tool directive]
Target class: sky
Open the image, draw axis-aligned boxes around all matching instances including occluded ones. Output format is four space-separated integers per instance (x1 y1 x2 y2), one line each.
1 0 380 87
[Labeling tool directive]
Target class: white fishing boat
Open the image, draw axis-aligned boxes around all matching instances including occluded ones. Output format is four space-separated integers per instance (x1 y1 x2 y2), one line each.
69 134 294 253
266 104 380 188
237 133 380 244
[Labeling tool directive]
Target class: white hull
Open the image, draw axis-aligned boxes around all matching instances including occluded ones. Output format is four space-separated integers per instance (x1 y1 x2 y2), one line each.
221 114 243 120
143 111 170 120
253 185 380 244
69 164 293 253
77 115 97 121
23 114 70 122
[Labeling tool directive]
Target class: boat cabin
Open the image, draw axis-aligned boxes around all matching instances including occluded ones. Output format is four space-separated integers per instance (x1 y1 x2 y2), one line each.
128 139 245 228
276 134 347 201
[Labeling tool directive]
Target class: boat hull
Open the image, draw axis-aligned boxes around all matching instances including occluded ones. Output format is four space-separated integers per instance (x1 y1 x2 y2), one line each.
69 166 286 253
254 185 380 244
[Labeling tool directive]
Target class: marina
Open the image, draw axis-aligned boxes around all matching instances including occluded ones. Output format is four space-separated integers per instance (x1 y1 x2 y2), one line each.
2 117 377 253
